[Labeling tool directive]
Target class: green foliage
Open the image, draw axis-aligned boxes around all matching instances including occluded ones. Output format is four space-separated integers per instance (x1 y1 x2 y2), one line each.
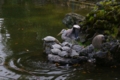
82 0 120 39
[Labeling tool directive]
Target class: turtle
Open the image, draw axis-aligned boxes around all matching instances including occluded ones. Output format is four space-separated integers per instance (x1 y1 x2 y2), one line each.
42 36 60 43
42 36 61 48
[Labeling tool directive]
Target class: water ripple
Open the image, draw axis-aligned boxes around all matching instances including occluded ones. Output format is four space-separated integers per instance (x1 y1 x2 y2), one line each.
4 51 73 76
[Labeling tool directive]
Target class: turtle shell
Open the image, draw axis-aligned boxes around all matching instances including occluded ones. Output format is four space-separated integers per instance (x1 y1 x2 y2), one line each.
43 36 56 42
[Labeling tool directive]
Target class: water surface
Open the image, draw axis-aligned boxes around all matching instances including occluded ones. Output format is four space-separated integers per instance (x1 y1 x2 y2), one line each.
0 0 120 80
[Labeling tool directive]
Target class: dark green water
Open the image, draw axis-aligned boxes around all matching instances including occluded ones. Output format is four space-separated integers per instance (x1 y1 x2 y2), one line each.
0 0 120 80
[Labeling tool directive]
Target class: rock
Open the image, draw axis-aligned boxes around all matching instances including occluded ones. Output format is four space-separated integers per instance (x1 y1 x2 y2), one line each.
69 49 79 58
72 44 84 53
44 46 51 54
94 50 108 59
51 48 61 55
61 46 71 52
58 51 69 57
80 44 94 56
92 34 105 49
62 13 85 28
80 0 120 42
51 44 62 49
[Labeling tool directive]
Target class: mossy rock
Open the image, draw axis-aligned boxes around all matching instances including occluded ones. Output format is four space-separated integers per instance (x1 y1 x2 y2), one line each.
62 0 120 42
62 13 85 28
93 20 110 30
80 0 120 41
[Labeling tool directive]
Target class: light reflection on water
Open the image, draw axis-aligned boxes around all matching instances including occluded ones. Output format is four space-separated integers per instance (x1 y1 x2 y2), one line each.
0 18 21 80
0 18 7 63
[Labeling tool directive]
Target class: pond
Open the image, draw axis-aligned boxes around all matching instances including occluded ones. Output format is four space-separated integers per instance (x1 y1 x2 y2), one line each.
0 0 120 80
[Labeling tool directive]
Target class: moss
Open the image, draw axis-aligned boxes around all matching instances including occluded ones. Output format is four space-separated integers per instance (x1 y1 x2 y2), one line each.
81 0 120 42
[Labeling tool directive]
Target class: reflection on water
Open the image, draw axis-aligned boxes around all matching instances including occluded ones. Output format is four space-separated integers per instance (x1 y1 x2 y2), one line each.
0 18 7 64
0 18 21 80
6 52 72 75
5 52 73 80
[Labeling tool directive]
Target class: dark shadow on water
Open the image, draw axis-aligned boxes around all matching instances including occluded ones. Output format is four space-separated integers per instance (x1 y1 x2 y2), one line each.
4 51 76 80
4 51 73 75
